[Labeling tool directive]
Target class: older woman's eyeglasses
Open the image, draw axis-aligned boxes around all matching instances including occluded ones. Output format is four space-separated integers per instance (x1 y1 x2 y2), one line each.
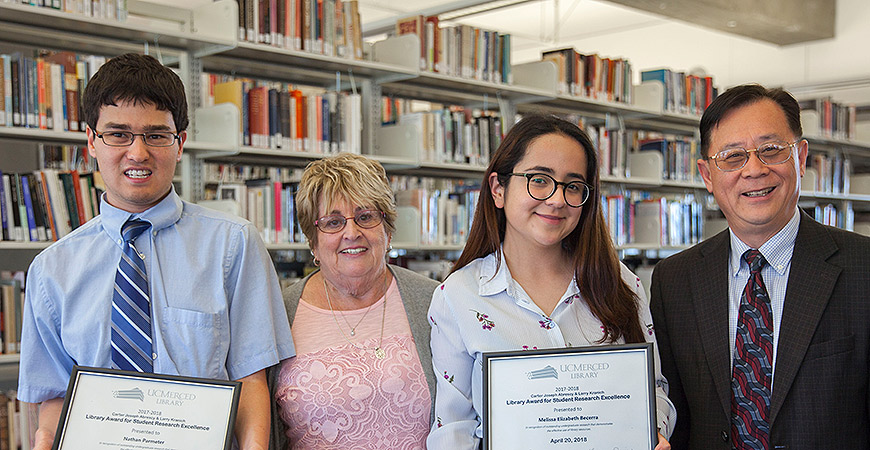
506 173 592 208
315 209 385 233
708 141 797 172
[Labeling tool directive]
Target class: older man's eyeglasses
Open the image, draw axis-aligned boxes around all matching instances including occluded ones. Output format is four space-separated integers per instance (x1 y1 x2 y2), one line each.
315 209 385 233
95 131 180 147
506 173 592 208
708 141 797 172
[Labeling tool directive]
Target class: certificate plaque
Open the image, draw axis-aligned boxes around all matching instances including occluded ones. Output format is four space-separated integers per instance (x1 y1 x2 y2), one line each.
483 343 656 450
53 366 241 450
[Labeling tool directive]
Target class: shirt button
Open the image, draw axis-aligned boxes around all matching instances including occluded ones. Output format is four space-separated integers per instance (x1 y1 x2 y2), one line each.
152 353 157 360
152 231 157 236
117 239 122 245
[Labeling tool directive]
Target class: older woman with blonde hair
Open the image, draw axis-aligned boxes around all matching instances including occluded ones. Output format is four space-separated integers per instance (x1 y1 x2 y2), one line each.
269 153 438 450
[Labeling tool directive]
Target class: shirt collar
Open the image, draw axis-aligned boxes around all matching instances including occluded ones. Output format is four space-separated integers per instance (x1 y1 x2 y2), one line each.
100 186 183 241
477 247 581 303
729 208 800 277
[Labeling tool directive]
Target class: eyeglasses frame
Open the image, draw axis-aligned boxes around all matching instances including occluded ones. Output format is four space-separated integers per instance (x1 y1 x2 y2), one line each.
314 209 386 234
94 130 181 148
506 172 593 208
707 140 799 172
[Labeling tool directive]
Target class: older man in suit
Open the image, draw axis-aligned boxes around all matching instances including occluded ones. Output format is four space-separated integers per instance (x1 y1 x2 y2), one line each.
650 84 870 450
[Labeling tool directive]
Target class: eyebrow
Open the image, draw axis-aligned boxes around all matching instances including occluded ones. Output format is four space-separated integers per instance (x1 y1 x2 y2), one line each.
101 123 174 132
524 165 587 182
720 134 783 149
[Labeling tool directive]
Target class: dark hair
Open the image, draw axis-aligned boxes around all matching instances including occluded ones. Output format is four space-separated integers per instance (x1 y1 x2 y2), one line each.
700 83 801 157
452 114 645 344
82 53 189 132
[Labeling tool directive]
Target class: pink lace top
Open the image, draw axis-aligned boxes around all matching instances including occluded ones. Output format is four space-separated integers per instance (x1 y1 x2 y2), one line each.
275 279 431 450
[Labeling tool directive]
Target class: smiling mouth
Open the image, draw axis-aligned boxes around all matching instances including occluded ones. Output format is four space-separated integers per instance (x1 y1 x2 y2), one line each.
340 248 367 254
125 169 152 179
743 187 774 198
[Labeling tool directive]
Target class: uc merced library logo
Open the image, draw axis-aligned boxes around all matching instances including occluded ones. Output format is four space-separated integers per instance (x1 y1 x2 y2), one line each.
527 365 558 380
113 387 145 401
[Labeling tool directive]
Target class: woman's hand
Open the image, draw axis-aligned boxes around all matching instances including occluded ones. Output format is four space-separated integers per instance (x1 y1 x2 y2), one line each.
655 432 671 450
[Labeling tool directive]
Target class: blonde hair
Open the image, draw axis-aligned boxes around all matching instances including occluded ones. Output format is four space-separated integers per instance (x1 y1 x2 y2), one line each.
296 153 397 247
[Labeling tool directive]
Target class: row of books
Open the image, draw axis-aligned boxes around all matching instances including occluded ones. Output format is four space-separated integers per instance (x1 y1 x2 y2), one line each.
392 107 503 167
636 132 702 183
391 176 481 247
541 47 633 104
236 0 364 60
602 191 705 247
640 68 717 116
205 75 362 153
806 152 850 194
1 0 127 21
799 97 859 140
201 163 306 245
0 273 22 356
0 51 105 132
807 203 853 230
0 389 36 450
0 168 102 242
396 16 512 84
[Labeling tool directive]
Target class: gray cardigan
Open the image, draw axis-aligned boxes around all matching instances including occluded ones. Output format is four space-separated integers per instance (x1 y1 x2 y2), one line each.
268 264 439 449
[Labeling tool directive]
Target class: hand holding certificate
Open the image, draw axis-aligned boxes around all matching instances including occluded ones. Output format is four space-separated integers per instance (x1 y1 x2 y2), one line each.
484 343 657 450
52 366 241 450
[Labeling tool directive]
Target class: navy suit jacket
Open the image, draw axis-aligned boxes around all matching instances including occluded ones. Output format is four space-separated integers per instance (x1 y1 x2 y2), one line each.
650 211 870 449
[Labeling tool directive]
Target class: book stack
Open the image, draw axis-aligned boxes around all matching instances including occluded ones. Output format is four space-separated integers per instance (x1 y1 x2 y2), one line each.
541 47 633 103
201 163 306 245
391 176 480 246
236 0 363 60
393 106 503 167
798 97 858 140
806 152 850 194
640 68 717 116
1 145 103 243
634 131 701 183
602 190 705 248
2 0 128 21
0 272 24 357
807 203 853 230
0 51 106 132
396 16 512 84
206 75 362 153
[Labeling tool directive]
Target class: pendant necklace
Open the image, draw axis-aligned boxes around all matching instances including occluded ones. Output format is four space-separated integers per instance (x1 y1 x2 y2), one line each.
323 274 388 359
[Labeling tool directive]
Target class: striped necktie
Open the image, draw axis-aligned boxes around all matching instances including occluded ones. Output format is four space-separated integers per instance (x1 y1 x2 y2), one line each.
731 249 773 450
111 219 153 372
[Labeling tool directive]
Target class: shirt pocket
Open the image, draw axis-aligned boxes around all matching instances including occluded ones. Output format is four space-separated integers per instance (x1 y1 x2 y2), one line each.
158 306 226 379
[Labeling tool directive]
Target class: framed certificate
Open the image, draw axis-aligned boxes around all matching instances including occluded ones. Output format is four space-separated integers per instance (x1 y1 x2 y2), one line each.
483 343 656 450
52 366 241 450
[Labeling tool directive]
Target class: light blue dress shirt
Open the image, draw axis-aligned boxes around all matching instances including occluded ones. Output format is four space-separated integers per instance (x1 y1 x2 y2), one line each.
427 251 676 449
728 208 800 387
18 188 295 403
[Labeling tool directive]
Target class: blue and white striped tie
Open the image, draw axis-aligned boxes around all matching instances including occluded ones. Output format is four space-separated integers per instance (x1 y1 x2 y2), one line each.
111 219 153 372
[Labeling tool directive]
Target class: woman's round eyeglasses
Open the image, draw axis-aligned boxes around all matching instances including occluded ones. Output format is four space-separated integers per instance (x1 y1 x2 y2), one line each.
506 173 592 208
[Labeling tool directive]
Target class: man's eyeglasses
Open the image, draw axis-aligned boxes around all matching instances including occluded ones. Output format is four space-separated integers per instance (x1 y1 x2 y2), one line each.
708 141 797 172
315 209 385 233
506 173 592 208
95 131 180 147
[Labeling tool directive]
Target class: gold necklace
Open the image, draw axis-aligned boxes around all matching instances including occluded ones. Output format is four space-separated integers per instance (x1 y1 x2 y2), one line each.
323 274 388 359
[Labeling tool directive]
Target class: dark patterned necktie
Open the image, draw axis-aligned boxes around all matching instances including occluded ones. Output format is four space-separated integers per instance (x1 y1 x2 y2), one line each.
731 249 773 450
110 219 153 372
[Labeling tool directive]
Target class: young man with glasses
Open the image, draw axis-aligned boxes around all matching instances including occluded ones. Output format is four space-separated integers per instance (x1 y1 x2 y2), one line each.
650 84 870 449
17 53 295 450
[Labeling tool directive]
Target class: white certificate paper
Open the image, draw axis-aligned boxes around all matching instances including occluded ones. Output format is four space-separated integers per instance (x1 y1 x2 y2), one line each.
53 366 241 450
484 343 656 450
